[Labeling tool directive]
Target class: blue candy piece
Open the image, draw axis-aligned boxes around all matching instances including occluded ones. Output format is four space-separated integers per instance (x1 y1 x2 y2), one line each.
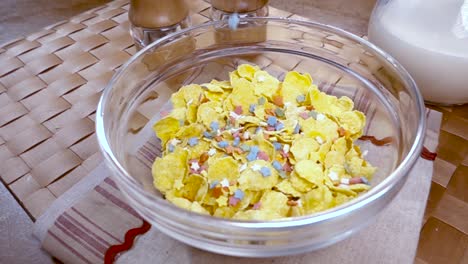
279 171 287 179
168 144 175 153
246 152 257 161
240 144 250 152
260 167 271 177
228 13 240 30
234 189 245 200
203 131 213 139
273 142 282 151
258 97 266 105
361 177 370 185
275 108 285 117
267 116 277 126
210 121 219 131
293 124 301 134
249 104 256 113
188 137 199 146
275 122 285 131
272 160 283 171
296 94 306 103
309 110 318 119
210 180 219 189
250 146 259 154
218 141 229 148
233 137 241 147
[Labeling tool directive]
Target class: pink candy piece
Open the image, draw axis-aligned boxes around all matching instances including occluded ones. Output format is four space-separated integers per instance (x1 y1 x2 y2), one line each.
280 150 289 159
349 177 363 184
234 105 243 115
229 196 240 206
160 110 170 117
283 162 293 172
253 202 262 210
299 112 309 120
257 151 270 161
199 165 208 172
266 126 275 131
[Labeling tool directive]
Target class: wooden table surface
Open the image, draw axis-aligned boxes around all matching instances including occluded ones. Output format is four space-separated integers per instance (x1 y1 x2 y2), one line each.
0 1 466 263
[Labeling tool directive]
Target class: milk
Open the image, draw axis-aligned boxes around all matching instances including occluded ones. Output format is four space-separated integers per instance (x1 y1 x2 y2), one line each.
368 0 468 105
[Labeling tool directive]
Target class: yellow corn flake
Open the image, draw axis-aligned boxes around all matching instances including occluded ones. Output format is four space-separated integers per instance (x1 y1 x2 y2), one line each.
153 116 180 146
290 137 320 161
302 185 334 214
328 184 357 196
275 180 302 197
258 191 290 217
233 209 277 220
281 71 313 103
302 118 339 142
237 64 260 81
201 83 224 93
253 71 280 98
294 160 324 186
152 147 188 193
188 141 210 160
309 89 337 114
168 107 186 121
197 101 225 128
171 84 204 108
229 78 257 113
204 90 225 102
213 207 236 218
186 104 198 123
151 64 377 221
289 172 314 193
191 201 210 214
338 111 366 137
324 150 346 169
216 196 228 207
253 133 276 160
179 174 207 201
211 79 232 89
207 156 240 181
238 160 279 191
175 123 204 139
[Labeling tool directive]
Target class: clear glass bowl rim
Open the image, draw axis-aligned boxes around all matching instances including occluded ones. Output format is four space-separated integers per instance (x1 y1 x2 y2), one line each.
96 17 426 230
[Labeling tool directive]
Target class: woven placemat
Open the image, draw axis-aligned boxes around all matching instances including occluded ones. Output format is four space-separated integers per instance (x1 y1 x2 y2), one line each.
0 0 294 220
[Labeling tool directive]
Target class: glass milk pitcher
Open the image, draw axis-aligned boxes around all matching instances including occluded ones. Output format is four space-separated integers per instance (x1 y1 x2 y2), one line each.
368 0 468 105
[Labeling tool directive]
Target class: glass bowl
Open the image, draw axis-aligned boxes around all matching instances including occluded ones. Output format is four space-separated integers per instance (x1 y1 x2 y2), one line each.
96 17 425 257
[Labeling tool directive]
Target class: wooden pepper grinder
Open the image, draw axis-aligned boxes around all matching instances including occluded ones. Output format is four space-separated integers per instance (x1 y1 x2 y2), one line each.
129 0 191 50
210 0 269 20
211 0 269 45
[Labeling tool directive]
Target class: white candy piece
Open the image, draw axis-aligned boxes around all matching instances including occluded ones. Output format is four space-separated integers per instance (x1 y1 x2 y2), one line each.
328 171 339 181
220 178 230 187
190 162 200 171
239 163 247 172
169 138 181 146
315 136 324 145
251 164 262 171
316 113 326 121
208 148 216 156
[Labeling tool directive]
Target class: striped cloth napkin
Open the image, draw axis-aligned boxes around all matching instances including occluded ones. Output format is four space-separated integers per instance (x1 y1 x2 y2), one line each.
33 107 441 264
